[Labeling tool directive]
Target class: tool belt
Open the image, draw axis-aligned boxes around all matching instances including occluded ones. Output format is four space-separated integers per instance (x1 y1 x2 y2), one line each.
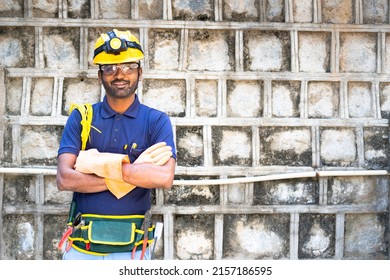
59 213 155 255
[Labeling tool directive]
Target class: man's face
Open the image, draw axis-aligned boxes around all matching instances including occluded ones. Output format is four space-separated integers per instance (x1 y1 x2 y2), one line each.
98 62 142 99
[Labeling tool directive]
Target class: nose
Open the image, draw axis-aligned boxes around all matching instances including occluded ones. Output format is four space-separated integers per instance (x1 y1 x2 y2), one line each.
114 66 126 78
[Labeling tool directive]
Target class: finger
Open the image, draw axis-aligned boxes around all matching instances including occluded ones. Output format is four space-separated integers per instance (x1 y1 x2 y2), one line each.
142 142 166 154
153 152 173 165
149 146 172 158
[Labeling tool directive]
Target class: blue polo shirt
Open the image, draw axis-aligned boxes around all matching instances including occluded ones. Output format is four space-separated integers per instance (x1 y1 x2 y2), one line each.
58 94 176 215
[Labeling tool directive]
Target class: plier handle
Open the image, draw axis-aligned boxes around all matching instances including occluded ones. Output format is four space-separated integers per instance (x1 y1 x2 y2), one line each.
58 212 84 252
132 210 152 260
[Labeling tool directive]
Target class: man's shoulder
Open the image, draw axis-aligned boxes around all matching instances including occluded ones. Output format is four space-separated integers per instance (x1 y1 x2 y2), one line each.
139 103 168 118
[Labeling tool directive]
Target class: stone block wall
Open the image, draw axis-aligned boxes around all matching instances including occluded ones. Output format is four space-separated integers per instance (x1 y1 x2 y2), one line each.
0 0 389 260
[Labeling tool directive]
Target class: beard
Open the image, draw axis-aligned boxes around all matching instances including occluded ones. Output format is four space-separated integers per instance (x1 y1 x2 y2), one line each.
102 78 139 99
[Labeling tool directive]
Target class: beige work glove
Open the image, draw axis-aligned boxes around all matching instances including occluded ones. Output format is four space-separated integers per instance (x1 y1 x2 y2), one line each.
74 142 172 199
74 149 129 181
74 149 135 199
134 142 172 165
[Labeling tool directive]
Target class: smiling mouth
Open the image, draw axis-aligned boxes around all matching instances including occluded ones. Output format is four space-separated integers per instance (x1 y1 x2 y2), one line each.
112 81 129 88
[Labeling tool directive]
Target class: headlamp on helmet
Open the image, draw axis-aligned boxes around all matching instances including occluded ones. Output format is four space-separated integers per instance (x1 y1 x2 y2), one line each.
93 29 144 65
94 30 143 57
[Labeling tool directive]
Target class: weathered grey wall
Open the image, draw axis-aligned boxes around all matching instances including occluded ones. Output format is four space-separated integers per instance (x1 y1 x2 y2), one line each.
0 0 389 260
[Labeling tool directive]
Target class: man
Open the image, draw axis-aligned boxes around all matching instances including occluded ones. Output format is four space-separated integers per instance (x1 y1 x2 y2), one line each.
57 29 176 260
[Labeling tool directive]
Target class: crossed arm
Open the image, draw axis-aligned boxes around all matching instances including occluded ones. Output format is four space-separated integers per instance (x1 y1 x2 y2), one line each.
56 145 176 193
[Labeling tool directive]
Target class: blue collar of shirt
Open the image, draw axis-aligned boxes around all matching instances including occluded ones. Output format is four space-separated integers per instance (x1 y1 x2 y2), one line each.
101 94 140 119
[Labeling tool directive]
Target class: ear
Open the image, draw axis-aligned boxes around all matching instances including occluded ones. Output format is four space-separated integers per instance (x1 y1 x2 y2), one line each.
137 67 143 81
98 70 102 84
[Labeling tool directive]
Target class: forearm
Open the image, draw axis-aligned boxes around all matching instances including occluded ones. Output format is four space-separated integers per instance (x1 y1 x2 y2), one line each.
122 158 176 189
56 153 108 193
57 169 107 193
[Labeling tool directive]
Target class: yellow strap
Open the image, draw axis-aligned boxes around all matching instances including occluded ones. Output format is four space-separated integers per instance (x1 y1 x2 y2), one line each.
69 103 93 151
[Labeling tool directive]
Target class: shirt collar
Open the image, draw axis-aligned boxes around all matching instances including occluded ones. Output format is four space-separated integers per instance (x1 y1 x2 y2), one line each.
101 94 140 119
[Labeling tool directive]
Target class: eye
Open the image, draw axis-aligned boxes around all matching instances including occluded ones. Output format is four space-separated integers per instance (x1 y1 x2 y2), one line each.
104 65 115 72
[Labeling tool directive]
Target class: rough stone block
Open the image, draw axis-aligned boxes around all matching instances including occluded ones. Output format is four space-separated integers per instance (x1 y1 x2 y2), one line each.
227 80 262 117
166 176 220 205
187 30 234 71
175 215 214 259
139 0 163 19
176 126 204 167
44 215 67 260
32 0 58 18
321 0 353 24
95 0 130 19
223 214 290 259
379 82 390 118
142 79 185 117
298 214 335 259
0 27 35 67
43 28 80 69
212 127 252 166
0 0 23 17
362 0 388 24
21 125 62 165
222 0 259 21
67 0 90 19
44 176 73 204
348 82 374 118
264 0 285 22
328 177 389 207
62 78 101 115
3 215 35 259
31 78 54 116
227 182 247 204
244 31 290 71
293 0 313 23
254 178 318 205
5 77 23 115
298 32 330 72
344 213 388 259
3 175 36 205
320 128 357 167
149 29 180 70
363 127 389 169
2 125 13 163
272 81 300 117
259 127 312 166
308 81 339 118
172 0 214 21
340 33 377 73
195 80 218 117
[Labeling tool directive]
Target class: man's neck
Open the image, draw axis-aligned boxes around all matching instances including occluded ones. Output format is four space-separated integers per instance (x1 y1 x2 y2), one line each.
106 94 136 114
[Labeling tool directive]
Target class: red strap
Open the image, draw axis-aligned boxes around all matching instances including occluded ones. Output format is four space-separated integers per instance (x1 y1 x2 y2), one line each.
131 244 137 259
58 227 72 251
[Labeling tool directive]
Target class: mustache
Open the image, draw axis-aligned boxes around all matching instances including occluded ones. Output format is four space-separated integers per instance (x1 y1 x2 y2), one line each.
111 79 129 83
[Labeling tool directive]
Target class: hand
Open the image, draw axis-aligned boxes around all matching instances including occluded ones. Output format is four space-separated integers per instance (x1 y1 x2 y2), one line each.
134 142 172 166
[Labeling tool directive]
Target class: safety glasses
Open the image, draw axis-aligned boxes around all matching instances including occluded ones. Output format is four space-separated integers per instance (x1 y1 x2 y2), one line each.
99 63 140 75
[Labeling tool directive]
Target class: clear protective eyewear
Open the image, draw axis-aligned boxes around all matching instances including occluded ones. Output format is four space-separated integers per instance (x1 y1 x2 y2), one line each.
99 63 140 75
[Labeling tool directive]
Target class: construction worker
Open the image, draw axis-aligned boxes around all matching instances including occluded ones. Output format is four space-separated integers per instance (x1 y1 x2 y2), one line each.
56 29 176 260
